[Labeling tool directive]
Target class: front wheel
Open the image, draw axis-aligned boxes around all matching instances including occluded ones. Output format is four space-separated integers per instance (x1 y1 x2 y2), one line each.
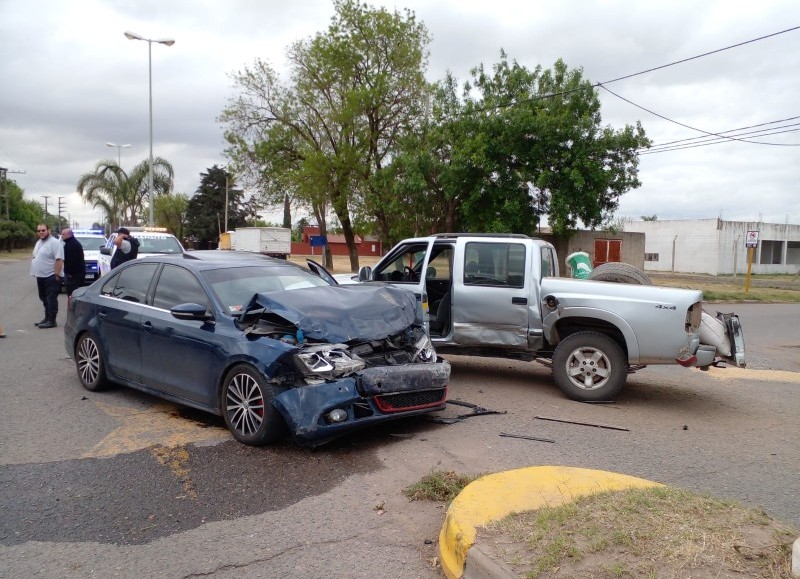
552 331 627 401
221 364 286 446
75 333 109 391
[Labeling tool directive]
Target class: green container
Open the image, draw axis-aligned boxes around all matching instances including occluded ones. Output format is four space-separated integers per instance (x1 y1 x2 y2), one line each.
566 251 592 279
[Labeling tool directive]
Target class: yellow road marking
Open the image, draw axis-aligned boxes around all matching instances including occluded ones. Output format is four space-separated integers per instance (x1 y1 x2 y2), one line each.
705 366 800 384
84 399 230 459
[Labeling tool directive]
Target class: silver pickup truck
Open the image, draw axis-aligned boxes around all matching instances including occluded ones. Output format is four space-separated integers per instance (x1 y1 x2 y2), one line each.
347 233 745 402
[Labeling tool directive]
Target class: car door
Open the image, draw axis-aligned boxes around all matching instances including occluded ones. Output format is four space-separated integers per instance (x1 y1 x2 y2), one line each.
138 263 222 407
96 262 159 383
452 240 530 348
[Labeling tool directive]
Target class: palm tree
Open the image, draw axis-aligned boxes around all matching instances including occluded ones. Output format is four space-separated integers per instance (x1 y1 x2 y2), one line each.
76 158 174 228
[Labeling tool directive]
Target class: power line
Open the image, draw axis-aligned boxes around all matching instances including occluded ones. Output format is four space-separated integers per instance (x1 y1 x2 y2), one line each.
646 116 800 148
640 127 800 154
599 83 800 147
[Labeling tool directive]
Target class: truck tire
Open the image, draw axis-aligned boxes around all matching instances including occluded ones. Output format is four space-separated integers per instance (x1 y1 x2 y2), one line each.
552 331 627 401
588 262 652 285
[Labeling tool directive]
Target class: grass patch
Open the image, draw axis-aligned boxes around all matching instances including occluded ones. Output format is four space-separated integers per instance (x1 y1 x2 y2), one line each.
701 287 800 303
479 486 799 578
402 469 481 503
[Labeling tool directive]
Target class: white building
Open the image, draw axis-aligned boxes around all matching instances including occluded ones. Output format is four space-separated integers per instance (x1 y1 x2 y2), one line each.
623 218 800 275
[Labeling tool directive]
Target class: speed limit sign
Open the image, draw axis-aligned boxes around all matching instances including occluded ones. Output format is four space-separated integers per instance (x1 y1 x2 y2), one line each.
745 230 759 248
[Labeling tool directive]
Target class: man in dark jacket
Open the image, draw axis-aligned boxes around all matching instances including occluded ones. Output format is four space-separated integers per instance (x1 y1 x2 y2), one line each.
110 227 140 269
60 228 85 298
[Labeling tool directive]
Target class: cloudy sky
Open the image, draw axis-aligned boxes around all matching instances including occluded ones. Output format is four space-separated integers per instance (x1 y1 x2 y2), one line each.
2 0 798 229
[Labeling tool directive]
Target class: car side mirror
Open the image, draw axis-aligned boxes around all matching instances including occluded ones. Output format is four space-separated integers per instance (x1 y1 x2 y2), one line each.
100 247 111 255
357 266 372 282
171 303 214 321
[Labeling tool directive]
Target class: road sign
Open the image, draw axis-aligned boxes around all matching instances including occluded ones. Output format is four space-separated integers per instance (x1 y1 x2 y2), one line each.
745 230 759 248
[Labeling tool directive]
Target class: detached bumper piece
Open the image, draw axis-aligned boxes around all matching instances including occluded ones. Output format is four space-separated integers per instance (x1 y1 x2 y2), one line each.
273 360 450 445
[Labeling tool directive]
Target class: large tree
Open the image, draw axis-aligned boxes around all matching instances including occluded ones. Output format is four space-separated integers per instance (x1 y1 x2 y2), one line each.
221 0 430 270
390 56 650 236
184 165 247 248
154 192 189 239
76 158 174 228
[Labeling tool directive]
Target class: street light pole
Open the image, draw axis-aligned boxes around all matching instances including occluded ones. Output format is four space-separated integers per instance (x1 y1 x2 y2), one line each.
124 31 175 226
106 142 131 166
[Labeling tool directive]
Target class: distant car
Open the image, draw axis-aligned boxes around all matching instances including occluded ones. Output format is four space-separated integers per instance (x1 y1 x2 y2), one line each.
98 228 185 276
64 255 450 446
70 229 108 283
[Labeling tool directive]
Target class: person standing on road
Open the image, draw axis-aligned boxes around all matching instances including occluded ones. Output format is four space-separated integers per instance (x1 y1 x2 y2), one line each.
60 227 85 300
109 227 140 269
30 223 64 329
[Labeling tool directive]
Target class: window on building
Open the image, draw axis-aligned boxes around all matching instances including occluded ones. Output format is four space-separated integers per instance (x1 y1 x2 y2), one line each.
759 240 783 265
786 241 800 265
644 253 659 262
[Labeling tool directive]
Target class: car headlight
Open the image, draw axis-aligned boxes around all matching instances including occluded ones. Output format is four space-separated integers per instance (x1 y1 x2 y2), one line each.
295 344 366 383
413 332 437 363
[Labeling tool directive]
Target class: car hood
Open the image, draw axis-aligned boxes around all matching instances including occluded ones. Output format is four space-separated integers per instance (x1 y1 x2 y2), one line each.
246 284 418 343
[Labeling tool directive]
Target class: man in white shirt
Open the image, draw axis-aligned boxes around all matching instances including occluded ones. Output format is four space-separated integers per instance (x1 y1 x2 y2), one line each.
30 223 64 328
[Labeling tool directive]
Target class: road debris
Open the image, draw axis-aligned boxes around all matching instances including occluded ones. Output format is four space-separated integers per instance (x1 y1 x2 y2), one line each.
499 432 556 443
534 414 630 431
448 399 507 419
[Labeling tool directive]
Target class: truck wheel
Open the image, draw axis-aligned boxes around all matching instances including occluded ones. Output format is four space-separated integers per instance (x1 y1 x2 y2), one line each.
588 262 652 285
552 331 627 401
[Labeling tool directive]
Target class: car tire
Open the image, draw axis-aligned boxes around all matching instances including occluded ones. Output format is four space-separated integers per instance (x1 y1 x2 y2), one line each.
221 364 286 446
588 262 652 285
552 331 627 402
75 333 110 392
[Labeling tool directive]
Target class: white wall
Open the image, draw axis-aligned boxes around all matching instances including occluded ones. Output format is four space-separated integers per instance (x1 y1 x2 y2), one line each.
624 219 800 275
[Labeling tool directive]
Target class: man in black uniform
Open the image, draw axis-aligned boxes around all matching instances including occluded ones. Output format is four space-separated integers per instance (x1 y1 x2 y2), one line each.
60 228 85 299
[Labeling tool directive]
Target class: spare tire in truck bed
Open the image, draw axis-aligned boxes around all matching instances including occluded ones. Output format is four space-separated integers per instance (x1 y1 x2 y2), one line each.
588 262 652 285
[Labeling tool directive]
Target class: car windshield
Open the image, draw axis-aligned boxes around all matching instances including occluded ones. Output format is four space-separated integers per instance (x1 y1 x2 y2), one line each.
75 236 106 249
138 237 183 254
201 265 330 315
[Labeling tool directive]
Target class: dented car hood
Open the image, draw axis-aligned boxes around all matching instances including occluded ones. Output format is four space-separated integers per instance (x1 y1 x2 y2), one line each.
247 284 418 343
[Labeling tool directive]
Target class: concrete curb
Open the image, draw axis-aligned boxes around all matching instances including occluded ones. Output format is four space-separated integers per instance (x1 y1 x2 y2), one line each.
438 466 662 579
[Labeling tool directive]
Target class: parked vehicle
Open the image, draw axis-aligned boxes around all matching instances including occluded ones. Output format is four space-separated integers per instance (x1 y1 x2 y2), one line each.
67 229 108 283
229 227 292 259
98 227 185 276
64 256 449 446
350 233 746 402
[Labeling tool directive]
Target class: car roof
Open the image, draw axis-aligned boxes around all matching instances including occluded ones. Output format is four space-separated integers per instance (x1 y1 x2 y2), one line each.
134 254 314 274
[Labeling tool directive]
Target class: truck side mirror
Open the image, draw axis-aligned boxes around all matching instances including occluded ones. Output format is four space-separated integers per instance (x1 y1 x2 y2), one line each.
357 266 372 282
100 247 111 255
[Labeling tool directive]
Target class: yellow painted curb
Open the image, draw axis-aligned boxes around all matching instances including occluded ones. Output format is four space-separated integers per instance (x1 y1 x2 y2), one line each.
438 466 662 579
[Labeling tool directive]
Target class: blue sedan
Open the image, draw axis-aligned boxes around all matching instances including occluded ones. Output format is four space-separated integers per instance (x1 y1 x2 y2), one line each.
64 256 450 446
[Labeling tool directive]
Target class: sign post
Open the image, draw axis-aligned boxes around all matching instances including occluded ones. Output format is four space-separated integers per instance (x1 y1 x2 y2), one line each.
744 230 758 293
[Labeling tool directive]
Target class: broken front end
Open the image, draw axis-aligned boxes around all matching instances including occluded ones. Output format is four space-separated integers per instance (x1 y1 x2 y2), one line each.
241 284 450 445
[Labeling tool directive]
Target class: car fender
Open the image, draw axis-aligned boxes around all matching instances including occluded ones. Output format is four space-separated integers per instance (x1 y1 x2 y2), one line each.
542 306 641 363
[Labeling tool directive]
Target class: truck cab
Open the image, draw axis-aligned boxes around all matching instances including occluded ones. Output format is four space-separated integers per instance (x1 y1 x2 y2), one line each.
359 234 558 358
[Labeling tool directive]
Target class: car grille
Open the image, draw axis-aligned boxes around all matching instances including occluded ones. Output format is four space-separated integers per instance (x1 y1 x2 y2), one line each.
374 388 447 413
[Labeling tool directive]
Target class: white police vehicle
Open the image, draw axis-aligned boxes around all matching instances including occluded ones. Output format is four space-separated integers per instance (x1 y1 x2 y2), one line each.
98 227 186 277
68 229 108 283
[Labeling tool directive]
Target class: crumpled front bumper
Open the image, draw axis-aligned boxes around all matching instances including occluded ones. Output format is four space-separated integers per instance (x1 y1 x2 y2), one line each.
273 360 450 445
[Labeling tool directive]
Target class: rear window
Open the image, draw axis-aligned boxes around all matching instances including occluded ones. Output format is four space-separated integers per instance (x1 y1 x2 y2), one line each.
137 236 184 254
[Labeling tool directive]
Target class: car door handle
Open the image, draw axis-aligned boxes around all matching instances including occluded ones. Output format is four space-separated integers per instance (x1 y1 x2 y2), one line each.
142 321 153 332
512 297 527 305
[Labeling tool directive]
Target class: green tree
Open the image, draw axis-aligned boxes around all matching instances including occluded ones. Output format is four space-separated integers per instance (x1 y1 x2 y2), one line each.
391 55 650 236
76 158 174 228
154 192 189 239
184 166 247 248
222 0 430 270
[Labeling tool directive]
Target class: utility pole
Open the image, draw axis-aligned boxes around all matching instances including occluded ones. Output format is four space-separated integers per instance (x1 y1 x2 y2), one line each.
0 167 26 219
57 196 67 233
41 195 51 227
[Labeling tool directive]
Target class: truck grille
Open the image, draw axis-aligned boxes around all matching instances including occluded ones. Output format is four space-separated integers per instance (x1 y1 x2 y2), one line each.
374 388 447 413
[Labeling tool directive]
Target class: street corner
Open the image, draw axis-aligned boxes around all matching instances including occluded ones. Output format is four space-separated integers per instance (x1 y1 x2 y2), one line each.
438 465 662 579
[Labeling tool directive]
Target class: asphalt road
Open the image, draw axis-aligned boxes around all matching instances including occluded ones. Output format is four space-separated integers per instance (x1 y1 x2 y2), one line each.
1 256 798 578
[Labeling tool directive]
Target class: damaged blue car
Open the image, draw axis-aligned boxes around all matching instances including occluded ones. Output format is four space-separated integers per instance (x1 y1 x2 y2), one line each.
64 256 450 446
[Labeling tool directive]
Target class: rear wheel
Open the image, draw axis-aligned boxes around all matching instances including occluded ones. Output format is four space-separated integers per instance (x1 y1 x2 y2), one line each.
221 364 286 445
552 331 627 401
75 333 109 391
